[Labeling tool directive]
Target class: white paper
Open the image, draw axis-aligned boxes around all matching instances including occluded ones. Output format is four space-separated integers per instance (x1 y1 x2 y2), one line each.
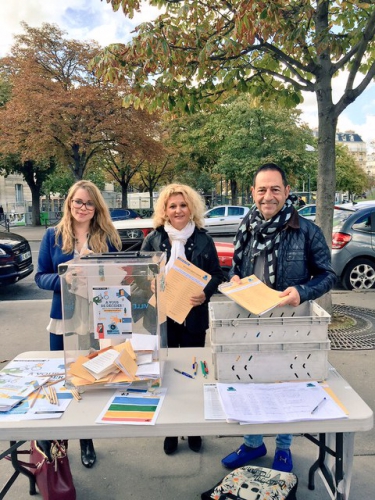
203 384 226 420
216 381 348 424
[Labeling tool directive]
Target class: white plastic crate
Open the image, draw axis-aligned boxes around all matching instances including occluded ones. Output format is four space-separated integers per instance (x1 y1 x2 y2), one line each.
209 300 330 345
212 340 330 383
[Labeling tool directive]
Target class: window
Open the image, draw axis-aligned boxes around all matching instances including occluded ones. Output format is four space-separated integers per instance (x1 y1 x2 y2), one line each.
207 207 225 217
228 207 244 216
352 213 373 233
15 184 24 203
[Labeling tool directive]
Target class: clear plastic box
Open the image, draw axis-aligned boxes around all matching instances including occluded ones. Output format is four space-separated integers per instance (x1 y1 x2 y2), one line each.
59 251 166 389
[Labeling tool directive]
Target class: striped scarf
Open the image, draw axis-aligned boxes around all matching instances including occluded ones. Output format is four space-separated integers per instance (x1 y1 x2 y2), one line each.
233 199 294 286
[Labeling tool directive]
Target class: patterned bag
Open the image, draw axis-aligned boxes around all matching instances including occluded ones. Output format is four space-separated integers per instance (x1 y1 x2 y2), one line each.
201 465 298 500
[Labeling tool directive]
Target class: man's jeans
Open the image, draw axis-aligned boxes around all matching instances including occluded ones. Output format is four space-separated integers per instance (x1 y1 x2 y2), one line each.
244 434 292 450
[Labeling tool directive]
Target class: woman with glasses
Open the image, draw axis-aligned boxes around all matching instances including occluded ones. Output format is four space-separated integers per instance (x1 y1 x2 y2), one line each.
35 180 122 468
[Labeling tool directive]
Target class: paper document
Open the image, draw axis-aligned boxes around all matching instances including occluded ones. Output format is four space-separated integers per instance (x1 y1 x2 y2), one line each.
96 388 167 425
203 384 226 420
219 275 283 315
216 381 348 424
166 257 211 324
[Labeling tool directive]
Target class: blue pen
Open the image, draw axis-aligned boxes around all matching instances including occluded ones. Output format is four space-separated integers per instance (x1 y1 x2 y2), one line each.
174 368 195 379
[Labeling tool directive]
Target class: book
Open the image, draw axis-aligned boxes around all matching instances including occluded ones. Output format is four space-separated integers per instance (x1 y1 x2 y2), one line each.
219 274 284 315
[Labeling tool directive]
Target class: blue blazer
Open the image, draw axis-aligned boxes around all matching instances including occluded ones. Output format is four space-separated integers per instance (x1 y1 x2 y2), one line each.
35 227 118 320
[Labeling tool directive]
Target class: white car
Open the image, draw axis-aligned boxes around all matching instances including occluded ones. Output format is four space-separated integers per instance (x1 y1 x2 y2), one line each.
204 205 249 235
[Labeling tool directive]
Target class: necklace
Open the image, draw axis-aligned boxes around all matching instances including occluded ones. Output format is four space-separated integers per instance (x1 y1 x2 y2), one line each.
74 233 89 244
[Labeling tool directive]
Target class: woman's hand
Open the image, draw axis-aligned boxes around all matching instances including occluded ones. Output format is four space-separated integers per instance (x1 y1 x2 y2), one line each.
230 275 241 283
191 292 206 307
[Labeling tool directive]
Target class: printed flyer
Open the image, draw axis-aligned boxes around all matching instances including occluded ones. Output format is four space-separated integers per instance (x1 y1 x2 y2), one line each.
92 286 132 340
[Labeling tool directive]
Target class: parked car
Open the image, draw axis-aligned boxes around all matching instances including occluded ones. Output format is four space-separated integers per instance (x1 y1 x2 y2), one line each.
204 205 249 235
113 218 234 277
109 208 142 221
332 205 375 290
0 231 34 285
297 204 316 221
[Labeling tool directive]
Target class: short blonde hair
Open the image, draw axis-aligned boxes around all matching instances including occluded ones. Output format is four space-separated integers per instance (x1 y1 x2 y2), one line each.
153 183 206 229
56 180 122 253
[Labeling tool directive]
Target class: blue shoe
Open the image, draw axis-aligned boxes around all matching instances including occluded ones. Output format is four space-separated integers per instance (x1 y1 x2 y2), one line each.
221 443 267 469
272 449 293 472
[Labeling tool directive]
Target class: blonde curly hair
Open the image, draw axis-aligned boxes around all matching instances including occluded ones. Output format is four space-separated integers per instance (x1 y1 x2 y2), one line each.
55 180 122 254
153 183 206 229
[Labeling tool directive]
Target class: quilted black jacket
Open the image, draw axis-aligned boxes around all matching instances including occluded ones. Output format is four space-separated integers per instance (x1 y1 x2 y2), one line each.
141 226 224 330
230 209 336 304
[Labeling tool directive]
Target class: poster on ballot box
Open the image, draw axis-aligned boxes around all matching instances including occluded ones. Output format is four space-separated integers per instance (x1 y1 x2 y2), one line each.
92 286 132 340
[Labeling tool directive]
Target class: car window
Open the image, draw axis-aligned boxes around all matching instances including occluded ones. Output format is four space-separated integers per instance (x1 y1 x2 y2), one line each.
352 213 373 233
228 207 243 216
299 206 315 216
332 209 356 230
207 207 225 217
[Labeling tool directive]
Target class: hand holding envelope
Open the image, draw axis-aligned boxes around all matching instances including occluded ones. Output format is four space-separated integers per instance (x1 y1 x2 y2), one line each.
165 257 211 324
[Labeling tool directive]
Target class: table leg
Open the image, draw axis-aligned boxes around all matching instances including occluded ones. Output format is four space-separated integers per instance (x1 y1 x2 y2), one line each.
0 441 37 499
305 432 354 500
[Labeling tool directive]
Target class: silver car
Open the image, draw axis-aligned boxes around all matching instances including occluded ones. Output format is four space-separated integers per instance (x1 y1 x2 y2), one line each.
204 205 249 235
332 204 375 289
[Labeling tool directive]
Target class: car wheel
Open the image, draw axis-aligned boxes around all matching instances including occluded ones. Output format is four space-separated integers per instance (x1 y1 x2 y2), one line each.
342 258 375 290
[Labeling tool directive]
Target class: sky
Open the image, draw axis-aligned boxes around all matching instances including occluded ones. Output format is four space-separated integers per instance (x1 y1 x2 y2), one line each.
1 0 374 150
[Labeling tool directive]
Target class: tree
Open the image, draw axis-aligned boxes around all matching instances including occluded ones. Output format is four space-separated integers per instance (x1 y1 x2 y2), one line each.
96 0 375 244
335 144 368 198
166 95 317 203
0 154 56 225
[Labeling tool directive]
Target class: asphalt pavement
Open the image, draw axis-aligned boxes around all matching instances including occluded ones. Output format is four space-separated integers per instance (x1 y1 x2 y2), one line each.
1 225 375 499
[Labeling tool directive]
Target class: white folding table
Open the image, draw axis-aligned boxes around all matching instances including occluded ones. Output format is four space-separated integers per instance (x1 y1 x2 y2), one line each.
0 348 373 500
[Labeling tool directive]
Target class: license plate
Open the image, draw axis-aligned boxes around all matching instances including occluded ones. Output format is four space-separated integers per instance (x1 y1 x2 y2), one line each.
20 251 31 261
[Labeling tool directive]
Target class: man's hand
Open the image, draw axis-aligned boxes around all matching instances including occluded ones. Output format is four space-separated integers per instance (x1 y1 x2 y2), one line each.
278 287 301 307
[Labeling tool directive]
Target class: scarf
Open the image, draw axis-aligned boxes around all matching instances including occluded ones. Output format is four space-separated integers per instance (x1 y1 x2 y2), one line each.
233 198 294 286
164 220 195 274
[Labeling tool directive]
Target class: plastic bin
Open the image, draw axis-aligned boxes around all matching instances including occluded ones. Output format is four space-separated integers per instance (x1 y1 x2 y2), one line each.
209 301 330 345
212 340 330 383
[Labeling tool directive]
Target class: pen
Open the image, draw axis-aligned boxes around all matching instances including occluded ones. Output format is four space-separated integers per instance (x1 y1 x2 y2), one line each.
203 361 209 375
174 368 195 379
311 397 327 414
192 356 196 370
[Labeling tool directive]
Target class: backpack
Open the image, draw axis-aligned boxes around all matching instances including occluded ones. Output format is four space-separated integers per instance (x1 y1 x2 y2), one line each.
201 465 298 500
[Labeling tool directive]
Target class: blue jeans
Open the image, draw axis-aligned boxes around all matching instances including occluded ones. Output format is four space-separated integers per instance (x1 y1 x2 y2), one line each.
244 434 292 450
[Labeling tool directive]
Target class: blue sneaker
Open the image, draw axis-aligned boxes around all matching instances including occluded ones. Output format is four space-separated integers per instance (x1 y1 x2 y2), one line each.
272 449 293 472
221 443 267 469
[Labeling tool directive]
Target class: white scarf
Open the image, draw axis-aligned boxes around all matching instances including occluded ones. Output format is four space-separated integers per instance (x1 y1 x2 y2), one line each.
164 220 195 274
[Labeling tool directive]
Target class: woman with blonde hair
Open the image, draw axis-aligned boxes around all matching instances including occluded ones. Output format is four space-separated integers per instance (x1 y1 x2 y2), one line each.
141 183 224 455
35 180 122 468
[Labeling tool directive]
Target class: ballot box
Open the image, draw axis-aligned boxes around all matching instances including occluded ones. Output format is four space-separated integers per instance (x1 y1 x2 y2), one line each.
59 251 166 390
209 300 331 383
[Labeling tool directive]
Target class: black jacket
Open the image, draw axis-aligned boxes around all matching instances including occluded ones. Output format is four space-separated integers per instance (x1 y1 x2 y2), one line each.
141 226 224 331
230 209 336 303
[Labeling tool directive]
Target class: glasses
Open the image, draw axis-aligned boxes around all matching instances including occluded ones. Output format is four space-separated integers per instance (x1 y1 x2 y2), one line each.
71 199 95 211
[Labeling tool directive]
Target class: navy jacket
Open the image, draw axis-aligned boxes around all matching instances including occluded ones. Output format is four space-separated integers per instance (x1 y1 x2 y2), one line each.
230 209 336 303
141 226 224 331
35 227 118 320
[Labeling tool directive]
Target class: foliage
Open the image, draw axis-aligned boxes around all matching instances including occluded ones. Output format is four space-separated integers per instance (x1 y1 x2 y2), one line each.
336 143 368 195
166 95 317 201
96 0 375 244
0 23 168 188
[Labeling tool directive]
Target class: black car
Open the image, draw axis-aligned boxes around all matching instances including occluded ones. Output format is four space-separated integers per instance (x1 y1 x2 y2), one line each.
0 231 34 285
109 208 142 221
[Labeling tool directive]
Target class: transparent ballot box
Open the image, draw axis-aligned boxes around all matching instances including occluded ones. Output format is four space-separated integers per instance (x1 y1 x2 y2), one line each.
59 251 166 390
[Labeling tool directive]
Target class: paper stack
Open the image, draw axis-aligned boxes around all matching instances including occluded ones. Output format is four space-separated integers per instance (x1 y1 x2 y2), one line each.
0 374 50 412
